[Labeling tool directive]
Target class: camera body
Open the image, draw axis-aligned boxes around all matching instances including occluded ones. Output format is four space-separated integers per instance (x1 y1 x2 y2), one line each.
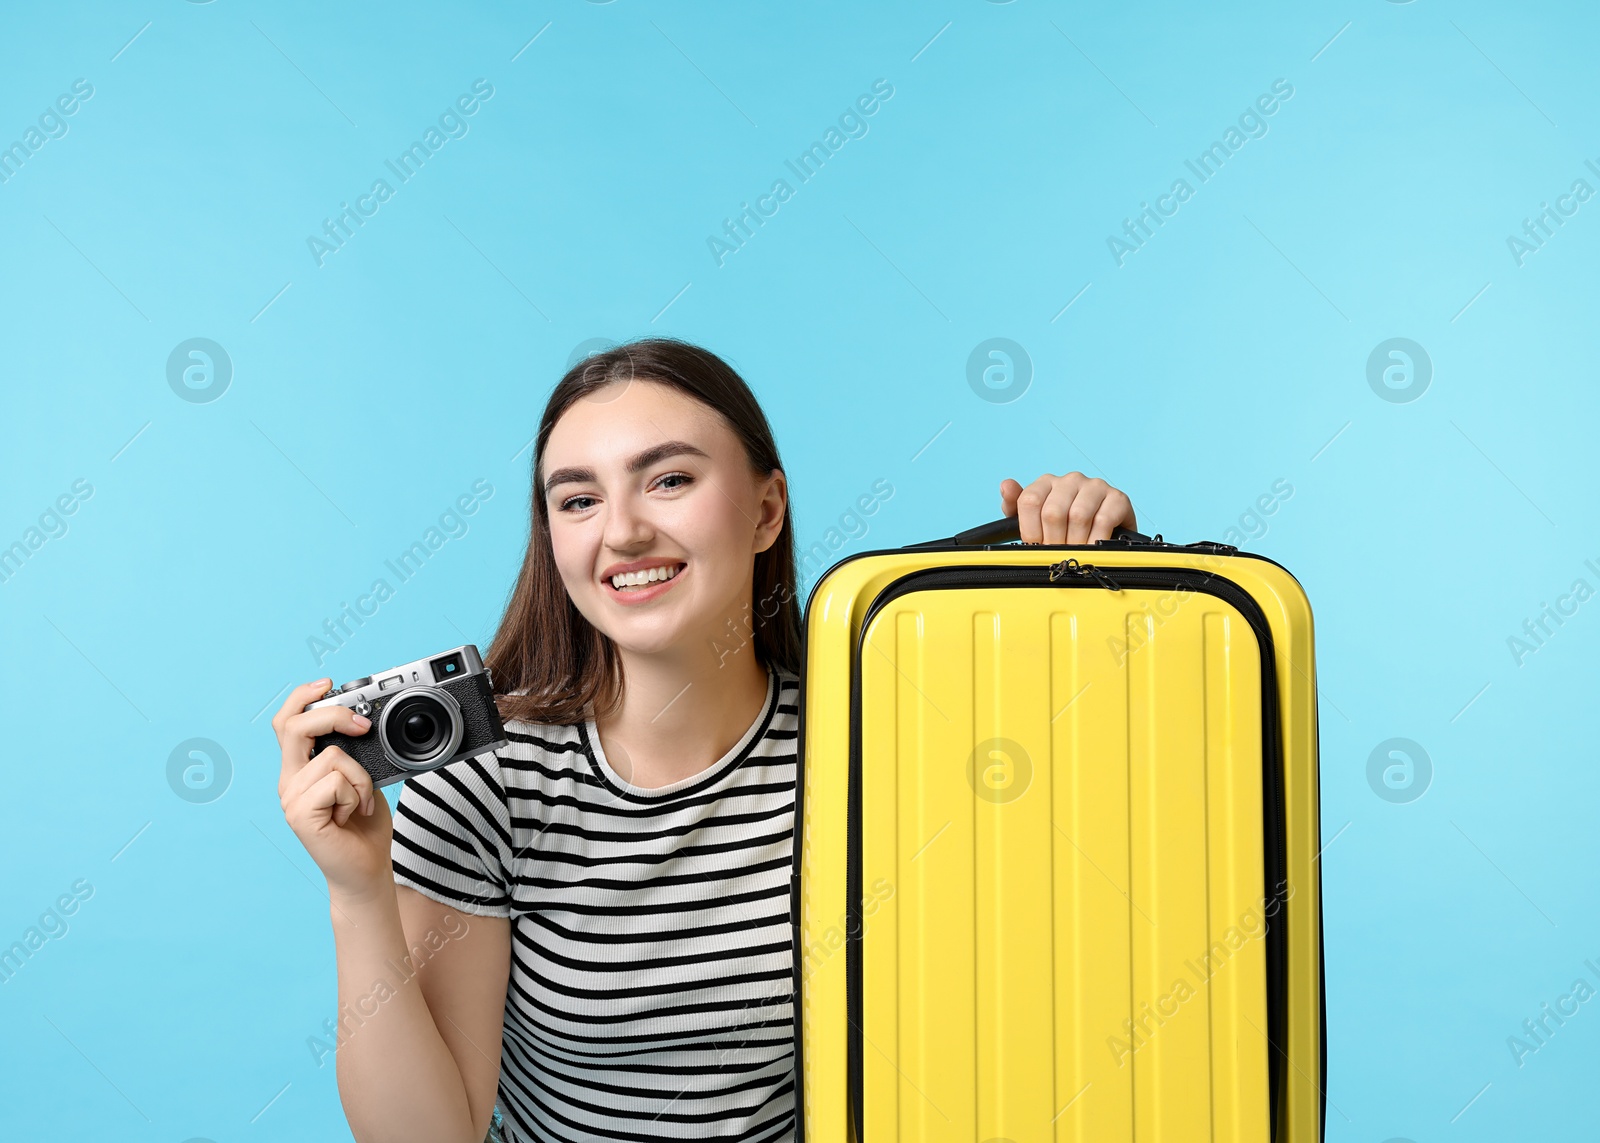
306 645 508 789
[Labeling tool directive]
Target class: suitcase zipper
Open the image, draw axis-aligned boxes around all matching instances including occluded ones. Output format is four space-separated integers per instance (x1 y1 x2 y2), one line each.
844 563 1291 1143
1048 556 1124 591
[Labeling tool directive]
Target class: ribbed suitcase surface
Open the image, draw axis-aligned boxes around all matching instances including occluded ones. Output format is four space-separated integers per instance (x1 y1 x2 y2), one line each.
794 531 1322 1143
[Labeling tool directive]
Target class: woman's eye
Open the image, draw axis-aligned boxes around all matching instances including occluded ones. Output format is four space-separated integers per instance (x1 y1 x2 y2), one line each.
560 474 689 512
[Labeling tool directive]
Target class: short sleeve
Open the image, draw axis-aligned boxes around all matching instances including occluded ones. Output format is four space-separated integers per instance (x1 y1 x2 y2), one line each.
390 750 514 918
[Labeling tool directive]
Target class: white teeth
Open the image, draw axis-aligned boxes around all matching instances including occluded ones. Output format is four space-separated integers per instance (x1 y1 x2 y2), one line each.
610 564 682 590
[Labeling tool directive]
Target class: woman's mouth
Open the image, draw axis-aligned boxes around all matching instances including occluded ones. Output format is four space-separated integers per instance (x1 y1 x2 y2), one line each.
603 561 687 604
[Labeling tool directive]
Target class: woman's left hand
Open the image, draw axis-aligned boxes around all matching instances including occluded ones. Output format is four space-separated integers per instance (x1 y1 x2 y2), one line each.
1000 471 1136 544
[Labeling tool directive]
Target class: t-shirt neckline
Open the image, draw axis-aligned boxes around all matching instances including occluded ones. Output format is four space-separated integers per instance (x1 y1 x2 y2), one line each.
580 666 778 799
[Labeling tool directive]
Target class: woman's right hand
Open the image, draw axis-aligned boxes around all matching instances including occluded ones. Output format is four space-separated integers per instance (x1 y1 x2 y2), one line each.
274 678 395 903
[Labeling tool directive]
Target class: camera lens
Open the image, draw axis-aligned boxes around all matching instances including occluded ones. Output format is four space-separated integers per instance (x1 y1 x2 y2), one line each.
379 688 464 770
402 710 440 748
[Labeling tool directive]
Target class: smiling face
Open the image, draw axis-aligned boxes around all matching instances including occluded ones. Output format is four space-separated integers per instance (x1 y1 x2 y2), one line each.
540 379 786 663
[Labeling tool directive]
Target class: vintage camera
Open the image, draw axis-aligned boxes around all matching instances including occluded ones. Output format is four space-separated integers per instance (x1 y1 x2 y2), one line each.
306 645 508 789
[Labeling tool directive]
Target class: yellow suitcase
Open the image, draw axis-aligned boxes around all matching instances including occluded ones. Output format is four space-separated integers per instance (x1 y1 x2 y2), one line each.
790 519 1324 1142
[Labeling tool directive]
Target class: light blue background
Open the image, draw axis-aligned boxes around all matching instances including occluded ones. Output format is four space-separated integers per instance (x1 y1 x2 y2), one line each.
2 1 1595 1139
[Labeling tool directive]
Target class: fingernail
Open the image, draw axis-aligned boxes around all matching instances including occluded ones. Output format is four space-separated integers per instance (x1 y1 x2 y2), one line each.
363 795 373 815
352 714 370 729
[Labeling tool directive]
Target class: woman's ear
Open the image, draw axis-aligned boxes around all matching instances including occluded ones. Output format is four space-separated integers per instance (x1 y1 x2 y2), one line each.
753 468 786 554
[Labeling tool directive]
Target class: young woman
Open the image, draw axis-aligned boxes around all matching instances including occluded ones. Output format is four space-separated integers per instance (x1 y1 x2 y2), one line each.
274 338 1136 1143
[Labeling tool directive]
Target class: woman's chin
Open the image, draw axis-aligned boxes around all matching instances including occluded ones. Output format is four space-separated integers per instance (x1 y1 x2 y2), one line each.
600 614 731 661
597 613 689 651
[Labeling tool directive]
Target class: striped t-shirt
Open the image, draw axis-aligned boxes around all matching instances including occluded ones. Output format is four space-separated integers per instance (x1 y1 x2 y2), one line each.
389 666 800 1143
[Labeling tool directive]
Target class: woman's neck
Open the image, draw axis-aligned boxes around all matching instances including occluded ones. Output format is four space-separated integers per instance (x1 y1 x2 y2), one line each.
593 647 772 789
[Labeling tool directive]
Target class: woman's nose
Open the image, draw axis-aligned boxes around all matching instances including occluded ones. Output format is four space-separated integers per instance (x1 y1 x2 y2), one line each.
603 494 654 548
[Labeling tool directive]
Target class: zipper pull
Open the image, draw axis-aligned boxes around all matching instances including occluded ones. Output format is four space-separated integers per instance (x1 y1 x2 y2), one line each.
1047 557 1081 583
1083 563 1122 591
1047 558 1122 591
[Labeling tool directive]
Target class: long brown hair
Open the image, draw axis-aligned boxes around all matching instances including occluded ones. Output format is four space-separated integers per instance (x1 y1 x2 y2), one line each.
485 337 801 727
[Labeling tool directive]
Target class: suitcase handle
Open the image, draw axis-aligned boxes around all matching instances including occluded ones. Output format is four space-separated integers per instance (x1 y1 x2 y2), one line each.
910 515 1152 548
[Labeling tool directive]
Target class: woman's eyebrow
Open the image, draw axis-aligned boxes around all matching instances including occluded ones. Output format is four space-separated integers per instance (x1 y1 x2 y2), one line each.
543 440 710 497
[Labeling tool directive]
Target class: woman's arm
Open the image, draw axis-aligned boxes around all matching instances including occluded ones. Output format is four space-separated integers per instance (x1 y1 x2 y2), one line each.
274 679 513 1143
330 882 510 1143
